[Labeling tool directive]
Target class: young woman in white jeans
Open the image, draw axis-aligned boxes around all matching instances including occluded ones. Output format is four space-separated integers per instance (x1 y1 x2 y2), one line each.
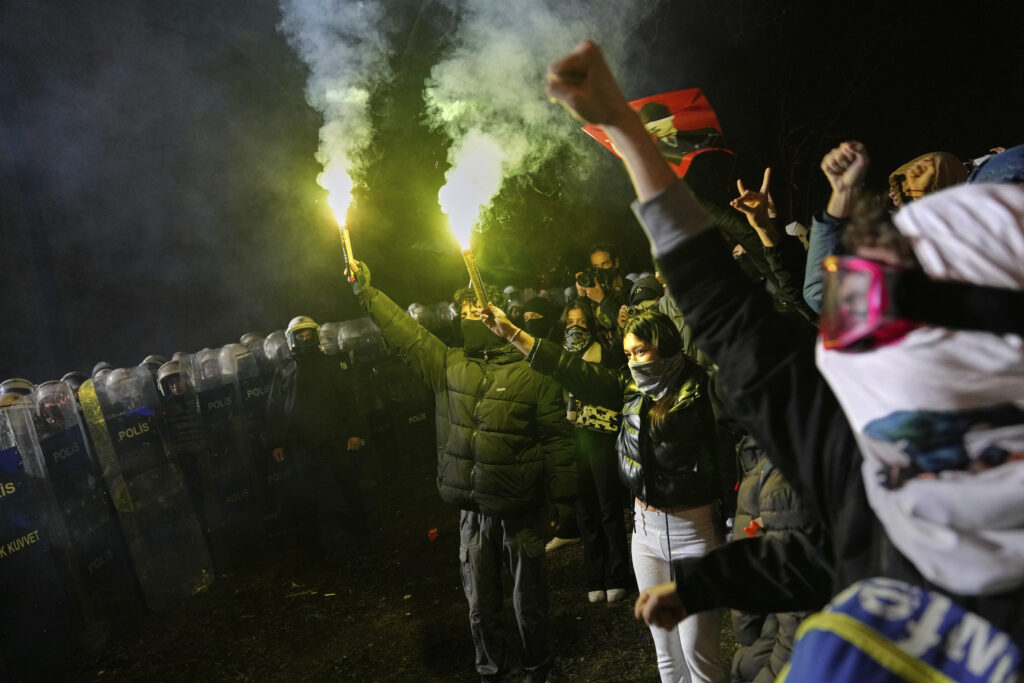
485 306 727 683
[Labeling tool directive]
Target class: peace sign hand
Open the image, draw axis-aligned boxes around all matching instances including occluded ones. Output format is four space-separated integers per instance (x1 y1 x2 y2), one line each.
730 167 775 229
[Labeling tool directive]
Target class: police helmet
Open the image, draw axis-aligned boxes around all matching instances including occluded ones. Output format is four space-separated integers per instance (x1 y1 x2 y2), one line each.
285 316 323 354
157 360 184 397
239 332 264 348
407 303 427 322
141 354 167 369
61 371 89 398
35 381 71 423
0 378 34 397
92 361 114 378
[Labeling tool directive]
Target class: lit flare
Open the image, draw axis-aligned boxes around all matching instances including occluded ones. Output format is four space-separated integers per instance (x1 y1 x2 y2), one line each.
438 130 504 309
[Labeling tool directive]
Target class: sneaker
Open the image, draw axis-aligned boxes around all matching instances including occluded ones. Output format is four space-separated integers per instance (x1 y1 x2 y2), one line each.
587 589 606 603
606 588 628 603
544 536 580 553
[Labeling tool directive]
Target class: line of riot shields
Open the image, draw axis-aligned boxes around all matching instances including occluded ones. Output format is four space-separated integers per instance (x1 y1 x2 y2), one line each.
0 313 443 678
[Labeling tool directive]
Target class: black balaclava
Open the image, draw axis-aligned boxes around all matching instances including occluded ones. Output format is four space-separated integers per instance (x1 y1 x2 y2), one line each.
522 296 556 340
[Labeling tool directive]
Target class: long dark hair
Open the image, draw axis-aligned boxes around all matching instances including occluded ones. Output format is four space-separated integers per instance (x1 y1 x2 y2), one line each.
559 301 598 331
623 309 687 435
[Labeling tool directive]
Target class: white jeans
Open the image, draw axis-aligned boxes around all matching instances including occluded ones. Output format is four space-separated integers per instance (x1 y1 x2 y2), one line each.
631 500 727 683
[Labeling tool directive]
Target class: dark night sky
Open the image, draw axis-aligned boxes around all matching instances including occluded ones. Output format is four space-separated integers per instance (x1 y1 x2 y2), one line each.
3 0 1022 382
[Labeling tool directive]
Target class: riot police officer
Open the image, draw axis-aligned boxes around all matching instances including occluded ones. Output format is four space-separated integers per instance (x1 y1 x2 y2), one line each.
266 316 367 556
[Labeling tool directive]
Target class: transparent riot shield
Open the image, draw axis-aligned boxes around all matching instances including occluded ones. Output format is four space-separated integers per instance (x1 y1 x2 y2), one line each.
407 302 436 330
32 381 138 643
337 319 388 454
264 330 289 371
0 400 83 678
337 317 384 366
260 336 305 537
431 302 460 346
185 348 261 571
320 321 344 356
227 343 273 526
79 369 213 613
240 333 272 376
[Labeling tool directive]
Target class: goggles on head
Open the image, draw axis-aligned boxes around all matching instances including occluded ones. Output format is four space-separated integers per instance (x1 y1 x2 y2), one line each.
820 255 920 351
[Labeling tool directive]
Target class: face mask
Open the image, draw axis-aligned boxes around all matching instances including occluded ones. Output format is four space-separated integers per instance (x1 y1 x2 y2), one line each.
523 317 553 341
627 353 686 400
291 332 322 357
563 325 592 354
461 319 504 354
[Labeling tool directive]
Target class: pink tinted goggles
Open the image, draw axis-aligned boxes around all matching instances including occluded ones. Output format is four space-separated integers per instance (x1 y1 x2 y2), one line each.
820 255 919 351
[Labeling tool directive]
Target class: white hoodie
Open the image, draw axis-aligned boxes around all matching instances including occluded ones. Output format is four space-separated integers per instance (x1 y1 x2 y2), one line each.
816 183 1024 595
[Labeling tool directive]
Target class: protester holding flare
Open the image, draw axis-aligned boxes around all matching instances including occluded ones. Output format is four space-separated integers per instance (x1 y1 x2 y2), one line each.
545 39 1024 682
348 259 576 683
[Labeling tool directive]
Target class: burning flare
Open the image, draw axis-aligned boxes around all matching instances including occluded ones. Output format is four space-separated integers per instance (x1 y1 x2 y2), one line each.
437 130 505 310
319 162 354 228
438 130 504 249
319 162 356 279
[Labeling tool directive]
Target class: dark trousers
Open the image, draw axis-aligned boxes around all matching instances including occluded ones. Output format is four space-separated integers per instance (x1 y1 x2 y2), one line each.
574 428 631 591
290 439 368 554
459 509 551 682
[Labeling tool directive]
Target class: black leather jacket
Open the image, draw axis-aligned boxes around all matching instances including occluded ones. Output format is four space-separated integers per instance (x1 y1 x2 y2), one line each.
528 338 719 509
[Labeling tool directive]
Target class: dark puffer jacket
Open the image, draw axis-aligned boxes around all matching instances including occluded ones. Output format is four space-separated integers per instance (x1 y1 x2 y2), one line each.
359 283 576 519
528 338 719 509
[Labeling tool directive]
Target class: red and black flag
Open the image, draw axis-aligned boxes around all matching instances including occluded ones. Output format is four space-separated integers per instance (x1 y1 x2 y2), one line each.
582 88 732 178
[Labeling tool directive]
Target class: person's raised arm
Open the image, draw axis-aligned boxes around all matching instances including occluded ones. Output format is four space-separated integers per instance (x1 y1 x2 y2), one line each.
547 41 714 259
546 41 675 203
822 141 869 220
348 259 448 392
804 141 870 311
730 168 782 247
482 303 535 357
482 303 623 409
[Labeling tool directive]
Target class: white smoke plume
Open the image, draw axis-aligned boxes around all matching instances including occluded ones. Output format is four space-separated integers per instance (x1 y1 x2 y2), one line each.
426 0 665 228
277 0 394 219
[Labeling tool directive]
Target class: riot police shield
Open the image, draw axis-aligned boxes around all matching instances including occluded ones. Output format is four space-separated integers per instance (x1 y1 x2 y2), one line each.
406 302 436 330
264 330 289 370
337 317 384 364
79 369 213 613
32 381 138 642
184 348 261 571
431 302 460 346
369 348 435 468
0 399 83 678
320 321 344 356
230 344 271 430
226 344 274 522
334 319 384 453
239 332 272 376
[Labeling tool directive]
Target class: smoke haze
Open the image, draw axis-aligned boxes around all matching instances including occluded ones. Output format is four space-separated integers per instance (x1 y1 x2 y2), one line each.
277 0 395 211
4 0 1021 386
424 0 664 191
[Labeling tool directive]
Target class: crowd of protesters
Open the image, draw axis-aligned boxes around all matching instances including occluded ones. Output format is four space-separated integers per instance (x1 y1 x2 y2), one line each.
5 37 1024 683
540 39 1024 683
